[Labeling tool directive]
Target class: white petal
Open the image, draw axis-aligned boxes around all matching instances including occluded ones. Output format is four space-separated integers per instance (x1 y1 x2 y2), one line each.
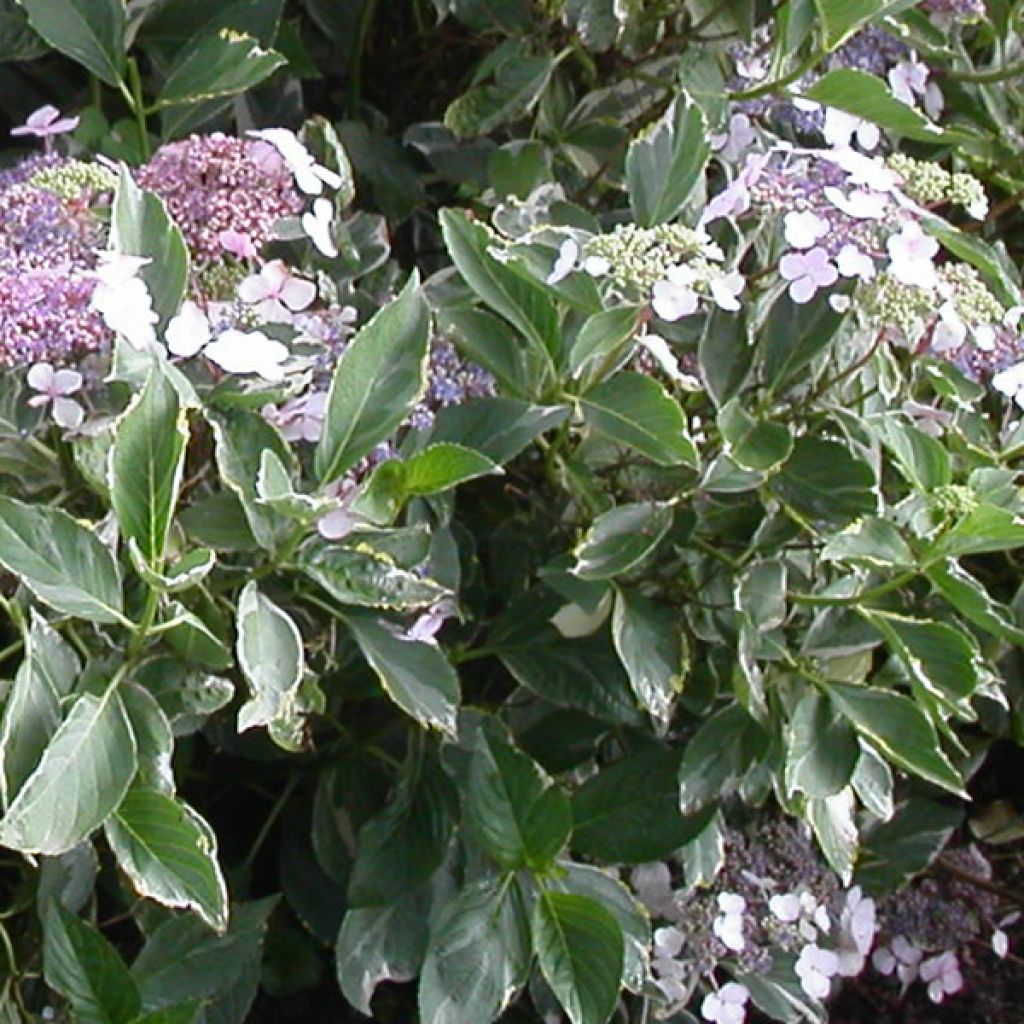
280 276 317 311
317 507 355 540
789 276 817 304
784 211 829 250
52 397 84 430
51 369 83 395
27 362 55 391
237 274 274 304
583 255 610 277
166 300 211 357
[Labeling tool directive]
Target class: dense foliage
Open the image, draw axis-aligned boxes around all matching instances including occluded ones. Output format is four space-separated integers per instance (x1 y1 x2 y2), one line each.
0 1 1022 1022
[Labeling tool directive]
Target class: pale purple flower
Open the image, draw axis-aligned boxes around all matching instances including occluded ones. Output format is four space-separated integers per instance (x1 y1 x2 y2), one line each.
931 302 967 352
11 105 79 140
784 210 829 250
769 892 802 923
652 265 700 321
887 221 939 289
701 982 750 1024
992 361 1024 407
823 186 888 220
889 58 944 119
701 151 771 225
317 506 356 541
219 229 258 260
919 950 963 1003
237 260 317 323
795 943 840 999
780 247 838 303
873 934 923 986
712 113 757 162
263 391 327 443
26 362 84 428
824 149 901 192
403 601 454 645
301 197 337 258
836 887 877 977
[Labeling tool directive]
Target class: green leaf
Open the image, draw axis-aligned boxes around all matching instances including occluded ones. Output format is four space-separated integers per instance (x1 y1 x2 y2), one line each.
346 612 460 735
877 417 951 491
533 891 623 1024
347 748 455 907
133 1004 200 1024
803 69 949 140
823 681 965 795
209 410 292 552
678 704 768 814
926 560 1024 644
699 306 752 408
611 588 686 722
568 306 644 381
357 443 500 522
315 274 431 484
111 169 190 329
927 502 1024 559
464 720 571 871
438 209 559 389
851 743 894 822
0 497 125 624
581 373 698 467
43 904 140 1024
821 516 915 569
856 798 962 891
111 369 188 568
806 789 858 883
131 898 277 1011
785 691 859 799
572 747 715 863
718 399 793 474
0 684 136 855
773 437 877 528
761 288 845 394
161 603 233 671
154 28 285 109
810 0 884 49
439 307 533 396
132 547 217 594
121 682 175 796
235 583 305 737
336 887 434 1015
861 609 981 718
625 91 710 227
255 450 332 524
0 611 78 808
299 543 447 611
21 0 125 85
104 787 228 932
573 502 673 580
445 54 555 138
418 878 530 1024
429 399 568 464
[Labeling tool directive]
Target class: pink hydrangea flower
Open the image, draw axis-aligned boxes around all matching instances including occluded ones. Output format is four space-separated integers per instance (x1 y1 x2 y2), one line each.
11 105 79 140
237 260 317 323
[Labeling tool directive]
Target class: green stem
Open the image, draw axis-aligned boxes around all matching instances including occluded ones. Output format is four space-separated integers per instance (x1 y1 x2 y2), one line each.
239 775 299 874
941 58 1024 84
125 58 150 160
349 0 383 117
788 571 917 608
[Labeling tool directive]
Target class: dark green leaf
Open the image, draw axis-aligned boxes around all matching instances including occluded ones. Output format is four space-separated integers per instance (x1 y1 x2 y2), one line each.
21 0 125 85
761 288 845 394
315 274 431 484
429 399 568 464
573 502 673 580
926 560 1024 644
773 437 877 528
785 691 859 799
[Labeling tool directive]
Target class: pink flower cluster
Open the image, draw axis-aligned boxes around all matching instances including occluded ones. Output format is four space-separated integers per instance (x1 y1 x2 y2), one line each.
137 132 304 264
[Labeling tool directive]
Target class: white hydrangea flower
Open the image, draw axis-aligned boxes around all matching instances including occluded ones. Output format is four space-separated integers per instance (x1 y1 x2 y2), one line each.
992 913 1018 958
701 982 750 1024
547 239 579 284
710 270 745 312
824 186 888 220
203 329 290 381
302 197 338 258
836 243 876 282
90 251 159 350
887 221 939 289
652 265 700 321
713 893 747 953
248 127 343 195
27 363 84 429
836 886 877 977
991 361 1024 408
165 300 212 358
823 107 880 151
784 210 829 250
769 892 802 924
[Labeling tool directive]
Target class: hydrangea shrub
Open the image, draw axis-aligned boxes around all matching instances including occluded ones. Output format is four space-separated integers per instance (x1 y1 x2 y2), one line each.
0 1 1021 1022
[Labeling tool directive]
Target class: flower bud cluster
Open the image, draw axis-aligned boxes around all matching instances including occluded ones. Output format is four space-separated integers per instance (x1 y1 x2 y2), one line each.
28 159 117 202
582 223 712 295
887 153 988 218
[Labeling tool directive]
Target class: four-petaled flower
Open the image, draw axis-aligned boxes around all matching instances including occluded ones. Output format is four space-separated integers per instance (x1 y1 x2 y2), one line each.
247 128 343 195
652 265 700 321
11 104 79 140
795 943 840 999
701 982 750 1024
919 951 963 1004
204 329 291 381
784 210 829 250
712 892 746 953
238 260 317 323
779 247 838 304
27 362 84 429
887 221 939 289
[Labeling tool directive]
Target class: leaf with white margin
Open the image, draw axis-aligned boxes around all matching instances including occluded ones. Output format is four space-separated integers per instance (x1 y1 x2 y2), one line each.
235 582 305 734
